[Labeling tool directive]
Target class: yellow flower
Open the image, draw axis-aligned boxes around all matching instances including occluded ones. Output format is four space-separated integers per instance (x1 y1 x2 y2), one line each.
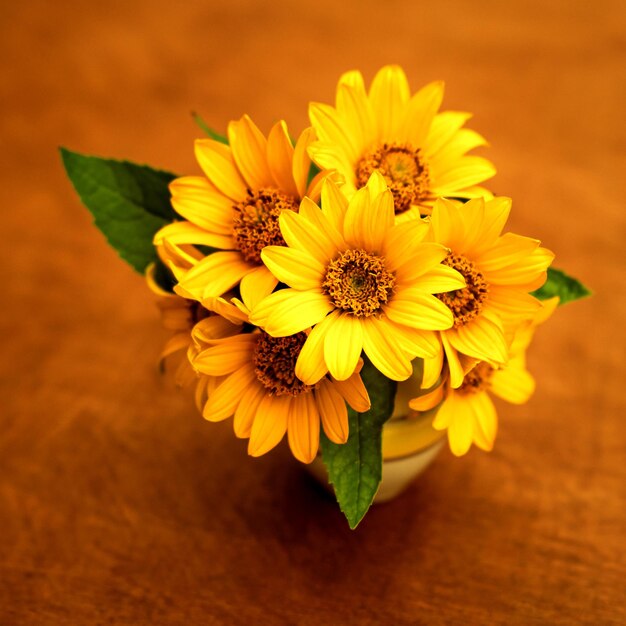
423 196 554 389
189 292 371 464
154 115 330 304
145 262 203 388
308 65 496 220
249 173 466 384
410 297 559 456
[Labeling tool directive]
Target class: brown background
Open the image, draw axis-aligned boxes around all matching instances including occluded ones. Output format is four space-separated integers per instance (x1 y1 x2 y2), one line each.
1 0 625 624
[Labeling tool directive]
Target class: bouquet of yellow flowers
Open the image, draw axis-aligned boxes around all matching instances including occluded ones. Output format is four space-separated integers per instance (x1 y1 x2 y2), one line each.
61 65 589 527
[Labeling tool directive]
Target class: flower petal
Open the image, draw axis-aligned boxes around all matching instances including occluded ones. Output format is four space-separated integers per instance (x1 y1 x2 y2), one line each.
267 120 299 196
194 139 247 202
344 186 394 253
448 315 508 365
169 176 234 235
368 65 410 141
202 364 257 422
248 394 289 457
316 380 349 444
361 317 413 381
332 371 371 413
193 334 256 376
239 265 279 312
279 211 338 264
323 314 364 381
178 251 253 299
228 115 273 190
294 310 339 385
233 381 266 438
154 221 235 252
261 245 325 290
293 127 316 197
251 289 333 337
287 393 320 463
401 80 444 147
384 291 454 330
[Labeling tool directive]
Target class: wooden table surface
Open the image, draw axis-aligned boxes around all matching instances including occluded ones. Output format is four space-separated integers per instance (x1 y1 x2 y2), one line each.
1 1 625 623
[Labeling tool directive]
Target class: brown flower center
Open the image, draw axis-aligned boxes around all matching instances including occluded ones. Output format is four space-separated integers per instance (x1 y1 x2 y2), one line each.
355 142 431 214
436 253 489 327
252 331 313 396
457 362 494 395
322 249 396 317
232 188 299 264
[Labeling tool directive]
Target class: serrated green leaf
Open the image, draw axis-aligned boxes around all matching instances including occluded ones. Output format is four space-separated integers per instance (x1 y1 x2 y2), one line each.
532 267 592 305
60 148 178 274
320 359 397 529
191 112 229 144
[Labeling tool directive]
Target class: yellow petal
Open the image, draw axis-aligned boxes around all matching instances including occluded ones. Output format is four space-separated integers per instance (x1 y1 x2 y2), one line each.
267 120 299 197
422 339 444 388
227 115 273 190
423 111 472 158
320 177 349 233
332 371 371 413
361 317 413 381
477 232 540 272
202 364 257 422
233 381 266 438
429 128 488 167
343 185 393 252
470 392 498 452
368 65 410 141
446 400 475 456
383 219 430 270
248 394 289 457
192 315 242 343
294 311 339 385
393 243 450 283
411 264 466 293
194 139 247 202
154 221 235 252
384 291 454 330
448 315 508 365
192 334 256 376
298 196 347 252
442 332 465 389
336 82 376 155
401 80 444 147
409 381 446 412
279 210 338 264
316 380 349 444
292 127 316 197
323 314 364 381
490 364 535 404
309 102 360 164
261 245 324 290
251 289 333 337
179 251 253 299
169 176 234 235
287 393 320 463
239 265 279 312
431 156 496 195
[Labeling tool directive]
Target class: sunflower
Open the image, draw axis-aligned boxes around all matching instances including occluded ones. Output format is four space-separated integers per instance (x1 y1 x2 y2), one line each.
248 172 466 384
189 290 371 464
153 115 330 304
409 297 559 456
307 65 496 220
422 196 554 389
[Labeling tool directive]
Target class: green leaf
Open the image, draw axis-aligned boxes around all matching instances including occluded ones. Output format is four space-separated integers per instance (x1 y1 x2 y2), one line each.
532 267 592 305
191 112 229 144
320 359 397 529
60 147 178 274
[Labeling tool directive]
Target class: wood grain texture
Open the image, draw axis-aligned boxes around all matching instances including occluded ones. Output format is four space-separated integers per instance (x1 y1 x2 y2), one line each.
1 0 624 623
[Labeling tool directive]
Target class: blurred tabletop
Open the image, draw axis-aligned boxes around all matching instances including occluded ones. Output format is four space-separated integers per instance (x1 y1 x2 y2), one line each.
1 1 625 624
